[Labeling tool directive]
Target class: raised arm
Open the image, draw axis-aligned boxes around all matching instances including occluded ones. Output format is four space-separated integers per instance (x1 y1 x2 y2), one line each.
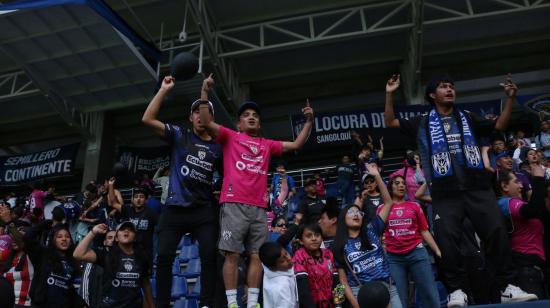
283 99 314 152
495 74 518 131
377 136 384 160
518 164 546 219
481 146 495 173
199 74 221 139
73 224 108 263
107 177 122 212
142 76 175 136
367 164 393 222
384 74 401 128
153 167 164 182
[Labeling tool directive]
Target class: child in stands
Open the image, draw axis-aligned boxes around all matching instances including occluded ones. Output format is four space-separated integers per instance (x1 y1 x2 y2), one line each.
293 222 341 307
260 242 299 308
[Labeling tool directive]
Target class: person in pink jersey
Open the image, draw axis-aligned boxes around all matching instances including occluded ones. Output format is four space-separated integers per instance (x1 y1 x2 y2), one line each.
27 182 54 223
497 163 548 299
377 175 441 308
199 74 314 308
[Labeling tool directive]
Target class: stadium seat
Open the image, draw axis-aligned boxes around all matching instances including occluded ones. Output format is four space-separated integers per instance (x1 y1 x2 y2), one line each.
173 298 198 308
177 234 193 249
325 183 338 197
182 258 201 278
150 277 157 298
188 277 201 299
178 245 199 262
172 259 183 276
171 275 188 299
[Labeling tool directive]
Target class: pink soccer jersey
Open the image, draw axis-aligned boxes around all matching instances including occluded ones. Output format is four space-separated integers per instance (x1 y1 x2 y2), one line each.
378 201 429 255
216 126 283 208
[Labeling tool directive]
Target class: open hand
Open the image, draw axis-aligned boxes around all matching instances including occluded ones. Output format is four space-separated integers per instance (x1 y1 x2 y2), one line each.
386 74 400 93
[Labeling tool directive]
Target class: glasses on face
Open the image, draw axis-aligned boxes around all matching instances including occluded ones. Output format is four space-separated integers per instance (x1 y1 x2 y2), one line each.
276 223 288 228
346 210 365 217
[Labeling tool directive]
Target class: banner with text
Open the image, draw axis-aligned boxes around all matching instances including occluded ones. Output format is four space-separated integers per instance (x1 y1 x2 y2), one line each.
0 143 80 186
291 100 502 150
117 146 170 176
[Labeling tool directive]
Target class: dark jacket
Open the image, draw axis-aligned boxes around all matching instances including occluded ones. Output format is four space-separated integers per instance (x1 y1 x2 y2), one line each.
23 220 83 308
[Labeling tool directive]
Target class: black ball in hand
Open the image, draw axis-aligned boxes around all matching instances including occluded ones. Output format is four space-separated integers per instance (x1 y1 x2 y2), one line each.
170 52 199 81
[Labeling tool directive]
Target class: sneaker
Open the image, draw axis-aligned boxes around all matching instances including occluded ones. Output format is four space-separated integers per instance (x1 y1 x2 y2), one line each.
447 289 468 307
501 284 538 303
228 304 239 308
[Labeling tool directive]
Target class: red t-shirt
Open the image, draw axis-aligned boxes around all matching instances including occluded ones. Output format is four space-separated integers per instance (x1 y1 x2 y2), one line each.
508 198 545 261
293 247 337 307
378 201 428 254
315 179 325 196
216 126 283 208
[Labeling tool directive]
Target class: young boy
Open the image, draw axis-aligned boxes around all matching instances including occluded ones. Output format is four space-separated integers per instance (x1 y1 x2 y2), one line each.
259 242 298 308
199 74 313 308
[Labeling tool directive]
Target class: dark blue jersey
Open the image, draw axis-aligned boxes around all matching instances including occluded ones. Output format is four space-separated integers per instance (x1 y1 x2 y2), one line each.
164 124 222 207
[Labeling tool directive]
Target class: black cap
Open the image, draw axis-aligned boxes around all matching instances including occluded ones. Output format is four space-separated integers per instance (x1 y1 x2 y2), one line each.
190 99 214 115
237 101 261 118
116 221 136 232
362 173 375 183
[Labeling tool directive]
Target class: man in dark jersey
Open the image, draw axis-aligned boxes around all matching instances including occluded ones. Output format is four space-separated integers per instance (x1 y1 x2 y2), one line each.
296 179 326 224
384 74 537 306
142 75 222 308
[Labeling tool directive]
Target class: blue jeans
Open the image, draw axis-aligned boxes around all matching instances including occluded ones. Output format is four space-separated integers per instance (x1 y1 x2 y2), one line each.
388 246 440 308
337 179 355 206
351 283 402 308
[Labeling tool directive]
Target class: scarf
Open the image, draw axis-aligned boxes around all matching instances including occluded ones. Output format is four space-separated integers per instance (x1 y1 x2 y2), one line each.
428 108 483 178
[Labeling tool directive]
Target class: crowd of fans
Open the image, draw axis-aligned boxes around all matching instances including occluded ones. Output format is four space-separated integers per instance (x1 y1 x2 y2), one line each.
0 73 549 308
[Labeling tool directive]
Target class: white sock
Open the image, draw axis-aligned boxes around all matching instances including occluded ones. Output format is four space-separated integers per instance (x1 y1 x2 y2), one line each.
247 288 260 308
226 289 237 307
